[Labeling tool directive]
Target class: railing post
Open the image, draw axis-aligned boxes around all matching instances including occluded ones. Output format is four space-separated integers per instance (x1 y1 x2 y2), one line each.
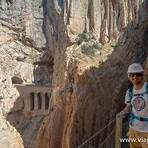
115 115 123 148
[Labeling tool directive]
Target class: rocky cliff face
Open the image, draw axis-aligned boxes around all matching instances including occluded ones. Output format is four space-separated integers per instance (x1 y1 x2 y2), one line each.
37 0 148 148
0 116 24 148
0 0 52 147
0 0 52 115
0 0 148 148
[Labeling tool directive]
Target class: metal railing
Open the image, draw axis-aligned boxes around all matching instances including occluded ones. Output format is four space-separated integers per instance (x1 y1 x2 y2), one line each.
78 115 124 148
78 118 116 148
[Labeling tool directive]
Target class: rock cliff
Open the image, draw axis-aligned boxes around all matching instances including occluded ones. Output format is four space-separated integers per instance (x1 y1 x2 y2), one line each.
0 0 52 147
0 0 148 148
0 0 52 115
0 116 24 148
37 0 148 148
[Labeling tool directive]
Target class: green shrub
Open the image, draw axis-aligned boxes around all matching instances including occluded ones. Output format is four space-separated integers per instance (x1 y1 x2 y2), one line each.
77 31 95 45
76 31 101 56
81 43 100 56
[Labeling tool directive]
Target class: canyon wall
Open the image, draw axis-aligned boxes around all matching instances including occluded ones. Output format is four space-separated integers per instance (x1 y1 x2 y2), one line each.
0 0 148 148
37 0 148 148
0 0 52 115
0 0 52 147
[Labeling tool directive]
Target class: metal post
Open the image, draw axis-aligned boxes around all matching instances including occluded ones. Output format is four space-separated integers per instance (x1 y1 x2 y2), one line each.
115 115 123 148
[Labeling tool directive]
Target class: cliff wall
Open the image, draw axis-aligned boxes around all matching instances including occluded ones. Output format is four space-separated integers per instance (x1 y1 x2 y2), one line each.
37 0 148 148
0 0 148 148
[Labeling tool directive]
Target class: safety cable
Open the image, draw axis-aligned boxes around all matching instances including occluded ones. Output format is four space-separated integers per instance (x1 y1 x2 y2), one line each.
78 118 116 148
98 127 115 148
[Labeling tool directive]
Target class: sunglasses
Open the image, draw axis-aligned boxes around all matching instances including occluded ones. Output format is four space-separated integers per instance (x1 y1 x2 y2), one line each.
129 73 143 77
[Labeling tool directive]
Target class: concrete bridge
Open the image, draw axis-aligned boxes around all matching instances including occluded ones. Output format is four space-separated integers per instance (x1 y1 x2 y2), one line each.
15 84 51 117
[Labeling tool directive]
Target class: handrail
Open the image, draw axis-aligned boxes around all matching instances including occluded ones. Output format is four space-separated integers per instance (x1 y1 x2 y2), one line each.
78 118 116 148
98 127 115 148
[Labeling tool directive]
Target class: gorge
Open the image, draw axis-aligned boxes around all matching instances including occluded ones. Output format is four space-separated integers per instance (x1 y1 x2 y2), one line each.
0 0 148 148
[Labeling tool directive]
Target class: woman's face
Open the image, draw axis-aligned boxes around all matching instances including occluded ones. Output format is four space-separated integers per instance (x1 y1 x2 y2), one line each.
128 73 143 85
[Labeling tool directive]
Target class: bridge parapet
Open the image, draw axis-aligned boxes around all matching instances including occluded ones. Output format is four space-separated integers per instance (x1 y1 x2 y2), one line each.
15 84 51 117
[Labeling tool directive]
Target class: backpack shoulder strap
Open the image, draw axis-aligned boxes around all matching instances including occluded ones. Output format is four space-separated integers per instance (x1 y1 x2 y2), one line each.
128 86 133 103
145 82 148 95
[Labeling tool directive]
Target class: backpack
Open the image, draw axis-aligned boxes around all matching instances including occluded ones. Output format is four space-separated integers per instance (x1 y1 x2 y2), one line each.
128 83 148 125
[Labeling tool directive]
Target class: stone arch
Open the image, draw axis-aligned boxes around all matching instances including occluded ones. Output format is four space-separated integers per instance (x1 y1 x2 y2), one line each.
45 93 49 110
37 93 42 109
30 92 35 111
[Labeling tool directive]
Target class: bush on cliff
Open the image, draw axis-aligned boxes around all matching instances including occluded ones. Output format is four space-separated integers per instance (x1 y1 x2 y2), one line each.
76 31 102 56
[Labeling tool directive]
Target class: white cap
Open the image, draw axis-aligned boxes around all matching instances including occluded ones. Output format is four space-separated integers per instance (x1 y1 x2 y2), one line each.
127 63 144 74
